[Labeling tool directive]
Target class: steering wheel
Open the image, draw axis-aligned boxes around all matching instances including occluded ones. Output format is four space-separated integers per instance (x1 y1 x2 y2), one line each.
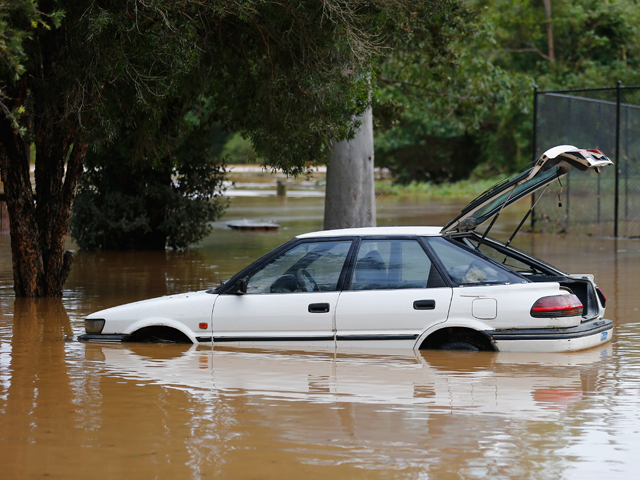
296 268 319 292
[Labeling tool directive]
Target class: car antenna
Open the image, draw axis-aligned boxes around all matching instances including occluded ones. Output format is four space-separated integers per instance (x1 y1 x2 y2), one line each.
475 186 517 251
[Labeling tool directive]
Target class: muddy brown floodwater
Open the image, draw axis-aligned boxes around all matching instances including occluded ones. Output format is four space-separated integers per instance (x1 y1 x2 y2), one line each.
2 173 640 479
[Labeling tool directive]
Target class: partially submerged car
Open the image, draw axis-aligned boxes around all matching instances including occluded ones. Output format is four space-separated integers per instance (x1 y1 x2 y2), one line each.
80 145 614 352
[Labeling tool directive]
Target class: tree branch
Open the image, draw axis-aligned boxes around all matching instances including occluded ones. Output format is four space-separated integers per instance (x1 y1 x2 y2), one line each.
504 41 552 62
378 77 476 101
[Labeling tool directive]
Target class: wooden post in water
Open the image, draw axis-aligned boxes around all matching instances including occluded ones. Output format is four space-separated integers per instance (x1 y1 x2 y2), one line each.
276 180 286 197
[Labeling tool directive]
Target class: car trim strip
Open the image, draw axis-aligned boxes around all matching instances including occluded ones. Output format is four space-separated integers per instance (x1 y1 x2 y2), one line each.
196 333 420 343
336 334 420 341
201 335 335 343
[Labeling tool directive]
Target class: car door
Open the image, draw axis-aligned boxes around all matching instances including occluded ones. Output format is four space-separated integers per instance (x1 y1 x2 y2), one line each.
212 239 354 347
334 238 453 348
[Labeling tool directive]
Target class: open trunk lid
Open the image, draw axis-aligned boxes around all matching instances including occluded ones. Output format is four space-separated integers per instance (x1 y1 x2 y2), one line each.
441 145 613 235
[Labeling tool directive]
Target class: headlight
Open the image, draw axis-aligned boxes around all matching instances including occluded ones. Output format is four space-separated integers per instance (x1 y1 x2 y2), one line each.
85 319 106 334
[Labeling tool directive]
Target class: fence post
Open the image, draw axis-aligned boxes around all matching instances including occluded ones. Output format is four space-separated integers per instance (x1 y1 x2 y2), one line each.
531 85 538 231
615 81 621 237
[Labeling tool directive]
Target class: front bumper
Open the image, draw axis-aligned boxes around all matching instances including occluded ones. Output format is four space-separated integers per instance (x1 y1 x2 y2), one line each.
78 333 130 342
487 319 613 352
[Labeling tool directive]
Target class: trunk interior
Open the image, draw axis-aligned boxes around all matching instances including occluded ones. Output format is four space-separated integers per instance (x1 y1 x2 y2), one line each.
526 275 599 321
450 233 601 321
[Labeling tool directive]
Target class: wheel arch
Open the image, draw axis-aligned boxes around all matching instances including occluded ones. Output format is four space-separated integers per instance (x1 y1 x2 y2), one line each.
124 318 197 344
418 325 497 351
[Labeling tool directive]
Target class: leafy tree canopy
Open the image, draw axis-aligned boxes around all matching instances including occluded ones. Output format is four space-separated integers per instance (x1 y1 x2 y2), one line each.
70 99 230 251
3 0 454 172
1 0 465 295
65 1 469 250
373 2 533 182
474 0 640 87
373 0 640 183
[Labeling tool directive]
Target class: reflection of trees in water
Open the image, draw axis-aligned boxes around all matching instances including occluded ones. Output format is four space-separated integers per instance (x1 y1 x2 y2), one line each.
1 303 240 478
85 375 236 478
2 299 74 478
62 249 220 316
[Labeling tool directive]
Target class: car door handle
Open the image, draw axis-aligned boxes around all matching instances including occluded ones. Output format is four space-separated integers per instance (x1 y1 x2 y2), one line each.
308 303 330 313
413 300 436 310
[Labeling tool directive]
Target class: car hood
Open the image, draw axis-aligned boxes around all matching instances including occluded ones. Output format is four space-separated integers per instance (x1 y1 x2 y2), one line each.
440 145 613 235
87 290 216 321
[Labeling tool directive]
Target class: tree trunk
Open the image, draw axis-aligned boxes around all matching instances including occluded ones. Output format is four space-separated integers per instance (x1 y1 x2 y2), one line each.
323 108 376 230
0 113 86 297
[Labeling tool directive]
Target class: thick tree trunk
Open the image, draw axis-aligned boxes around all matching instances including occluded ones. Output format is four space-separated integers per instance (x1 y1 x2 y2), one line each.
0 113 86 297
323 108 376 230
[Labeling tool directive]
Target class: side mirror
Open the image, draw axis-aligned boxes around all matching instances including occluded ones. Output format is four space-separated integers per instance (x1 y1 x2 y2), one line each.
235 276 248 295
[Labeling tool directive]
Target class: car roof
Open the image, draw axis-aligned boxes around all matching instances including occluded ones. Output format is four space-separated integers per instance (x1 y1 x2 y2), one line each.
296 226 443 238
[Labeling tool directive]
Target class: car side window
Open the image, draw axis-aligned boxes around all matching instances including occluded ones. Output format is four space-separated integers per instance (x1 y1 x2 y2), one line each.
348 239 445 290
246 240 352 293
425 237 526 285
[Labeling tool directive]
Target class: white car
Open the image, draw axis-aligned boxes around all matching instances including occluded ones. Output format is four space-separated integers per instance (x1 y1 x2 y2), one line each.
80 145 614 352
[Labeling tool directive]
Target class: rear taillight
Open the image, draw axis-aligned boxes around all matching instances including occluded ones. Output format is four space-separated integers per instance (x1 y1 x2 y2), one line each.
596 287 607 307
531 294 583 318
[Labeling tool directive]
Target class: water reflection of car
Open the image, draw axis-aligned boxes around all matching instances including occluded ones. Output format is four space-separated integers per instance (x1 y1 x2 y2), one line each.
90 344 611 418
80 145 614 353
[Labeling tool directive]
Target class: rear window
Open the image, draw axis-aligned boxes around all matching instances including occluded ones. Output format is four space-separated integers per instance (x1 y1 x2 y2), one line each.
425 237 527 286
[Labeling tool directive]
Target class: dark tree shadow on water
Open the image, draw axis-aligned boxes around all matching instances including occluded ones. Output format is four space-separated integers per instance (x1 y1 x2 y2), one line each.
64 249 219 315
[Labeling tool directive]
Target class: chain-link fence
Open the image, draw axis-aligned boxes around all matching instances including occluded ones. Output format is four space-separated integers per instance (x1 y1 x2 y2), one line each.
532 84 640 238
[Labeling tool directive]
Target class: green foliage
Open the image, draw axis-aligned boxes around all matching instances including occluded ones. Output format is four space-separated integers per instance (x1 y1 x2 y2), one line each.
0 2 64 79
474 0 640 87
222 133 257 164
3 0 460 170
3 0 470 253
0 1 63 133
199 0 460 175
373 1 534 183
375 0 640 184
476 0 640 170
70 108 230 251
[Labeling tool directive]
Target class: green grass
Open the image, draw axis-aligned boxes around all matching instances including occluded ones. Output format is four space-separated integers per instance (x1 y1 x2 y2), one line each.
375 176 504 198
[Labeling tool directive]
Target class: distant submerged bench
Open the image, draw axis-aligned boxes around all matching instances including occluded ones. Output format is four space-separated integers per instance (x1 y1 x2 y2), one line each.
226 219 280 232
